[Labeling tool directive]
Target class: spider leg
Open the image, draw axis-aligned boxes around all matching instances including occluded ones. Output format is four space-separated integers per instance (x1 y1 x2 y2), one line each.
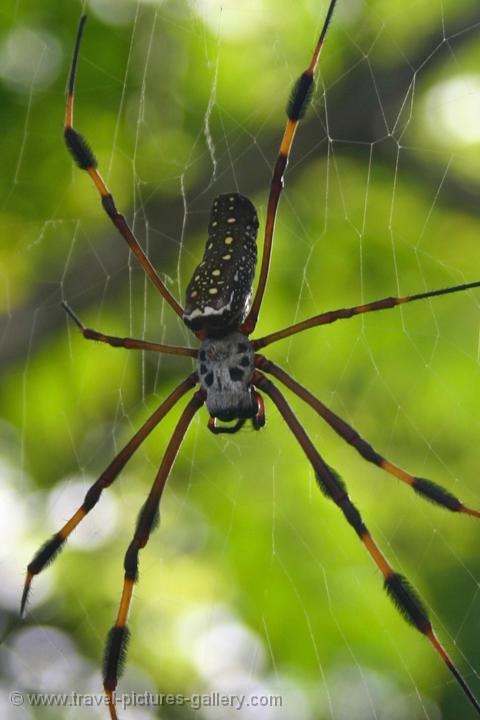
102 390 204 720
241 0 339 335
64 16 184 321
254 370 480 715
20 373 198 616
256 355 480 518
252 280 480 349
62 301 197 357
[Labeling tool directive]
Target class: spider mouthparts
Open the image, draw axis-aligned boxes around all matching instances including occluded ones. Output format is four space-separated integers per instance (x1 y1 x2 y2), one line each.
208 416 246 434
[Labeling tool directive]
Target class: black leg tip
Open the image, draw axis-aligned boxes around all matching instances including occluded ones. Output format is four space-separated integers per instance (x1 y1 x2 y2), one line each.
20 574 32 617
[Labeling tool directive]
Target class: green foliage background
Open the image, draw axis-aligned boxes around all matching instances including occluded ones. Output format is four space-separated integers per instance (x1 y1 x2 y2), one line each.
1 1 479 718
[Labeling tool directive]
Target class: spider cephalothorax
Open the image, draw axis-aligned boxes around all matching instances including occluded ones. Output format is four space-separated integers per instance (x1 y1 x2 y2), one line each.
21 5 480 720
197 332 257 428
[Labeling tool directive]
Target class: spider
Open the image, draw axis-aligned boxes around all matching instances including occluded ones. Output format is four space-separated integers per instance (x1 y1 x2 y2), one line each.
21 3 480 718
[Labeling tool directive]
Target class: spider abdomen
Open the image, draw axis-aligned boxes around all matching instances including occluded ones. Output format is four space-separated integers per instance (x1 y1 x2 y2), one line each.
183 193 258 335
198 332 256 421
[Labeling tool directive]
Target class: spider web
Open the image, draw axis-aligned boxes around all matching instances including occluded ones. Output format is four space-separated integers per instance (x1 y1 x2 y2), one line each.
1 1 480 719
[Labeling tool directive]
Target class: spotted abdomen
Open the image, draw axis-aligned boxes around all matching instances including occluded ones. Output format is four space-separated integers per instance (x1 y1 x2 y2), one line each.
183 193 258 335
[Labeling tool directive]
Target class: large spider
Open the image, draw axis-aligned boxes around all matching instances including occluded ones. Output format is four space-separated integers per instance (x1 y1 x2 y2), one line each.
21 3 480 718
